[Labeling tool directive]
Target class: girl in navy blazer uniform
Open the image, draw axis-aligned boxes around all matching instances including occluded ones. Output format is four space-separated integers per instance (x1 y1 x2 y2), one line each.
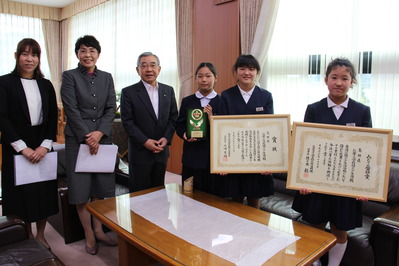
219 54 274 209
292 58 371 266
0 39 58 249
176 62 221 195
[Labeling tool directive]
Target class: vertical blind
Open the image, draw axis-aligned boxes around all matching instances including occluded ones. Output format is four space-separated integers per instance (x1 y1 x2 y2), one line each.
260 0 399 134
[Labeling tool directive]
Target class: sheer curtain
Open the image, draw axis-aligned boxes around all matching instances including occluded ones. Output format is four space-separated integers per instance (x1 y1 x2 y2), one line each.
42 19 62 102
64 0 178 99
259 0 399 134
175 0 193 103
240 0 263 54
0 14 50 78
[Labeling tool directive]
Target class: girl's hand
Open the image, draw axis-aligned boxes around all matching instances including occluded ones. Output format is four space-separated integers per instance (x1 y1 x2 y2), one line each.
299 188 312 195
204 104 213 118
356 197 368 201
261 171 272 175
183 132 197 142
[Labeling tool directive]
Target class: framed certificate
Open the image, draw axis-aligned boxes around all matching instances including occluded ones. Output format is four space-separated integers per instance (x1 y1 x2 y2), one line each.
287 122 393 202
210 114 291 173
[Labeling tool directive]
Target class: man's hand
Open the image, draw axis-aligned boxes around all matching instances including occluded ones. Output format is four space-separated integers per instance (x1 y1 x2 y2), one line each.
144 139 164 153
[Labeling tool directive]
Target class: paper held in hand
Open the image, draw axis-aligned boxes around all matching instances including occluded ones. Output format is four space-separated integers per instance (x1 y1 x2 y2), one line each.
14 152 57 186
75 144 118 173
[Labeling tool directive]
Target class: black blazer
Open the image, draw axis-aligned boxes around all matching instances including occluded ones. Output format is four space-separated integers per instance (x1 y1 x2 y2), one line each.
176 94 220 169
121 80 178 163
0 73 58 147
304 97 372 127
220 85 274 115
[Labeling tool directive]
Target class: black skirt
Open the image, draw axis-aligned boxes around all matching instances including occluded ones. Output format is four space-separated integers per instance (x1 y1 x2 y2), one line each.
292 192 363 231
219 173 274 198
1 126 58 222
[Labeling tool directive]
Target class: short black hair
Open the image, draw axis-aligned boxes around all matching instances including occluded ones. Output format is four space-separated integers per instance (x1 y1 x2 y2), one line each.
232 54 261 73
74 35 101 55
325 58 357 84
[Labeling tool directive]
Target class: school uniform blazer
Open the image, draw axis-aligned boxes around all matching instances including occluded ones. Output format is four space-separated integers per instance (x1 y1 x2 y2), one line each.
176 94 220 169
121 80 178 164
61 64 116 144
220 85 274 115
0 73 58 146
304 97 372 127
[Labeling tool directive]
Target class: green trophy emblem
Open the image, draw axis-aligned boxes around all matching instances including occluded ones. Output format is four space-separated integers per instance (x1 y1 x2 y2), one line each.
187 108 207 139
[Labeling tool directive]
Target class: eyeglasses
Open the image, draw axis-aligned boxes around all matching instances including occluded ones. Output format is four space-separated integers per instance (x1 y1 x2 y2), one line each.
78 49 98 55
139 62 158 69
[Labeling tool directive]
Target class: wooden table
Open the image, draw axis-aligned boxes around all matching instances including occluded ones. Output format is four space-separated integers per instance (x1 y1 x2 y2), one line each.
87 185 336 265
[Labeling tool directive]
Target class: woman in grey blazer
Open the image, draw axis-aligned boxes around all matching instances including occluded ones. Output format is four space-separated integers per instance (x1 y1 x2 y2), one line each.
61 35 117 255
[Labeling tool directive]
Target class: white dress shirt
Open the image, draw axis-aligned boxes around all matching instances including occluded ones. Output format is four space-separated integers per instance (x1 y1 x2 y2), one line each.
327 95 349 120
238 84 255 103
142 80 159 118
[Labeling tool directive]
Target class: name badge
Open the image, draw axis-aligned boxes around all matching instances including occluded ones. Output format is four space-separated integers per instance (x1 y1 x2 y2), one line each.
346 123 356 127
256 107 264 112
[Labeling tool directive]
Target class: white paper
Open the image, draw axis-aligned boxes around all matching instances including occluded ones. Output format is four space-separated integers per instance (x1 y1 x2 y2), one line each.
14 152 58 186
52 143 65 151
130 189 299 265
75 144 118 173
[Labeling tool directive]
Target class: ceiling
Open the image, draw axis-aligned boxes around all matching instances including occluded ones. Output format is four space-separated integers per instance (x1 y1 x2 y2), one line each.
10 0 76 8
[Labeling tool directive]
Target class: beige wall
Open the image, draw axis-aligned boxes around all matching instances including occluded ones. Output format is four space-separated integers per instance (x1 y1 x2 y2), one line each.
167 0 240 174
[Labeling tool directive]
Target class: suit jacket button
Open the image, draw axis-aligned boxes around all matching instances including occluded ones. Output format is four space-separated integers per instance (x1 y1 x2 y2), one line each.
92 119 96 122
93 107 96 110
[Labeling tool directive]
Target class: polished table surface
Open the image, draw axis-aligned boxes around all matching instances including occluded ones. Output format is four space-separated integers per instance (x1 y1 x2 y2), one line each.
87 185 336 265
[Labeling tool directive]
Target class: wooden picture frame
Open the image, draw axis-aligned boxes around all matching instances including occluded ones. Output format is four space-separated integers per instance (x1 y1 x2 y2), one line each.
287 122 393 202
210 114 290 173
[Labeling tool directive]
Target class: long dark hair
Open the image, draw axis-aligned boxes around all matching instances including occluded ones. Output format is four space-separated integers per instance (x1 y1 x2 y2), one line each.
11 38 44 79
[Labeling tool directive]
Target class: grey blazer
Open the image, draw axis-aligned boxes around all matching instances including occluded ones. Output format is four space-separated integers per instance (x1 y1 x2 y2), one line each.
120 80 178 163
61 64 116 143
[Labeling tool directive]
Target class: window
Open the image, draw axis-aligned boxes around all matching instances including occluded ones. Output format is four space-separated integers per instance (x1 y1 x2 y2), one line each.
66 0 178 99
260 0 399 134
0 14 50 78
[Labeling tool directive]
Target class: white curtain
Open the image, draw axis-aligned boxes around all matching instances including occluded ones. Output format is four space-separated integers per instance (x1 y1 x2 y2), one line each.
65 0 178 99
259 0 399 135
0 14 50 78
250 0 280 80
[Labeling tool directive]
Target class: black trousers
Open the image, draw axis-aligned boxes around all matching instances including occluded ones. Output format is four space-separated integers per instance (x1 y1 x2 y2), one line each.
129 162 166 192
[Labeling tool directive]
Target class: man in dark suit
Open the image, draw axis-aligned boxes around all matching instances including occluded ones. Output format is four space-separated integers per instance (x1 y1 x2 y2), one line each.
121 52 178 192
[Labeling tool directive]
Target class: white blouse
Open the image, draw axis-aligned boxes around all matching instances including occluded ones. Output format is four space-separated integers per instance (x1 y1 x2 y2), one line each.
10 78 52 153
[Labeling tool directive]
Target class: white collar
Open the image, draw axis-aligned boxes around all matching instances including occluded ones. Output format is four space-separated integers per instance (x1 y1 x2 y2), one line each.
327 95 349 108
238 84 255 96
195 90 217 99
142 80 158 90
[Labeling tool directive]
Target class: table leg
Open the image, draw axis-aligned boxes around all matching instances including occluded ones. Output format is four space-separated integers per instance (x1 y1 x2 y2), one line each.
118 236 158 266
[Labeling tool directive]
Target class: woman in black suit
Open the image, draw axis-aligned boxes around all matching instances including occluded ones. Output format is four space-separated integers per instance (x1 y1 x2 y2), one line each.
176 62 221 195
0 38 58 249
219 54 274 209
